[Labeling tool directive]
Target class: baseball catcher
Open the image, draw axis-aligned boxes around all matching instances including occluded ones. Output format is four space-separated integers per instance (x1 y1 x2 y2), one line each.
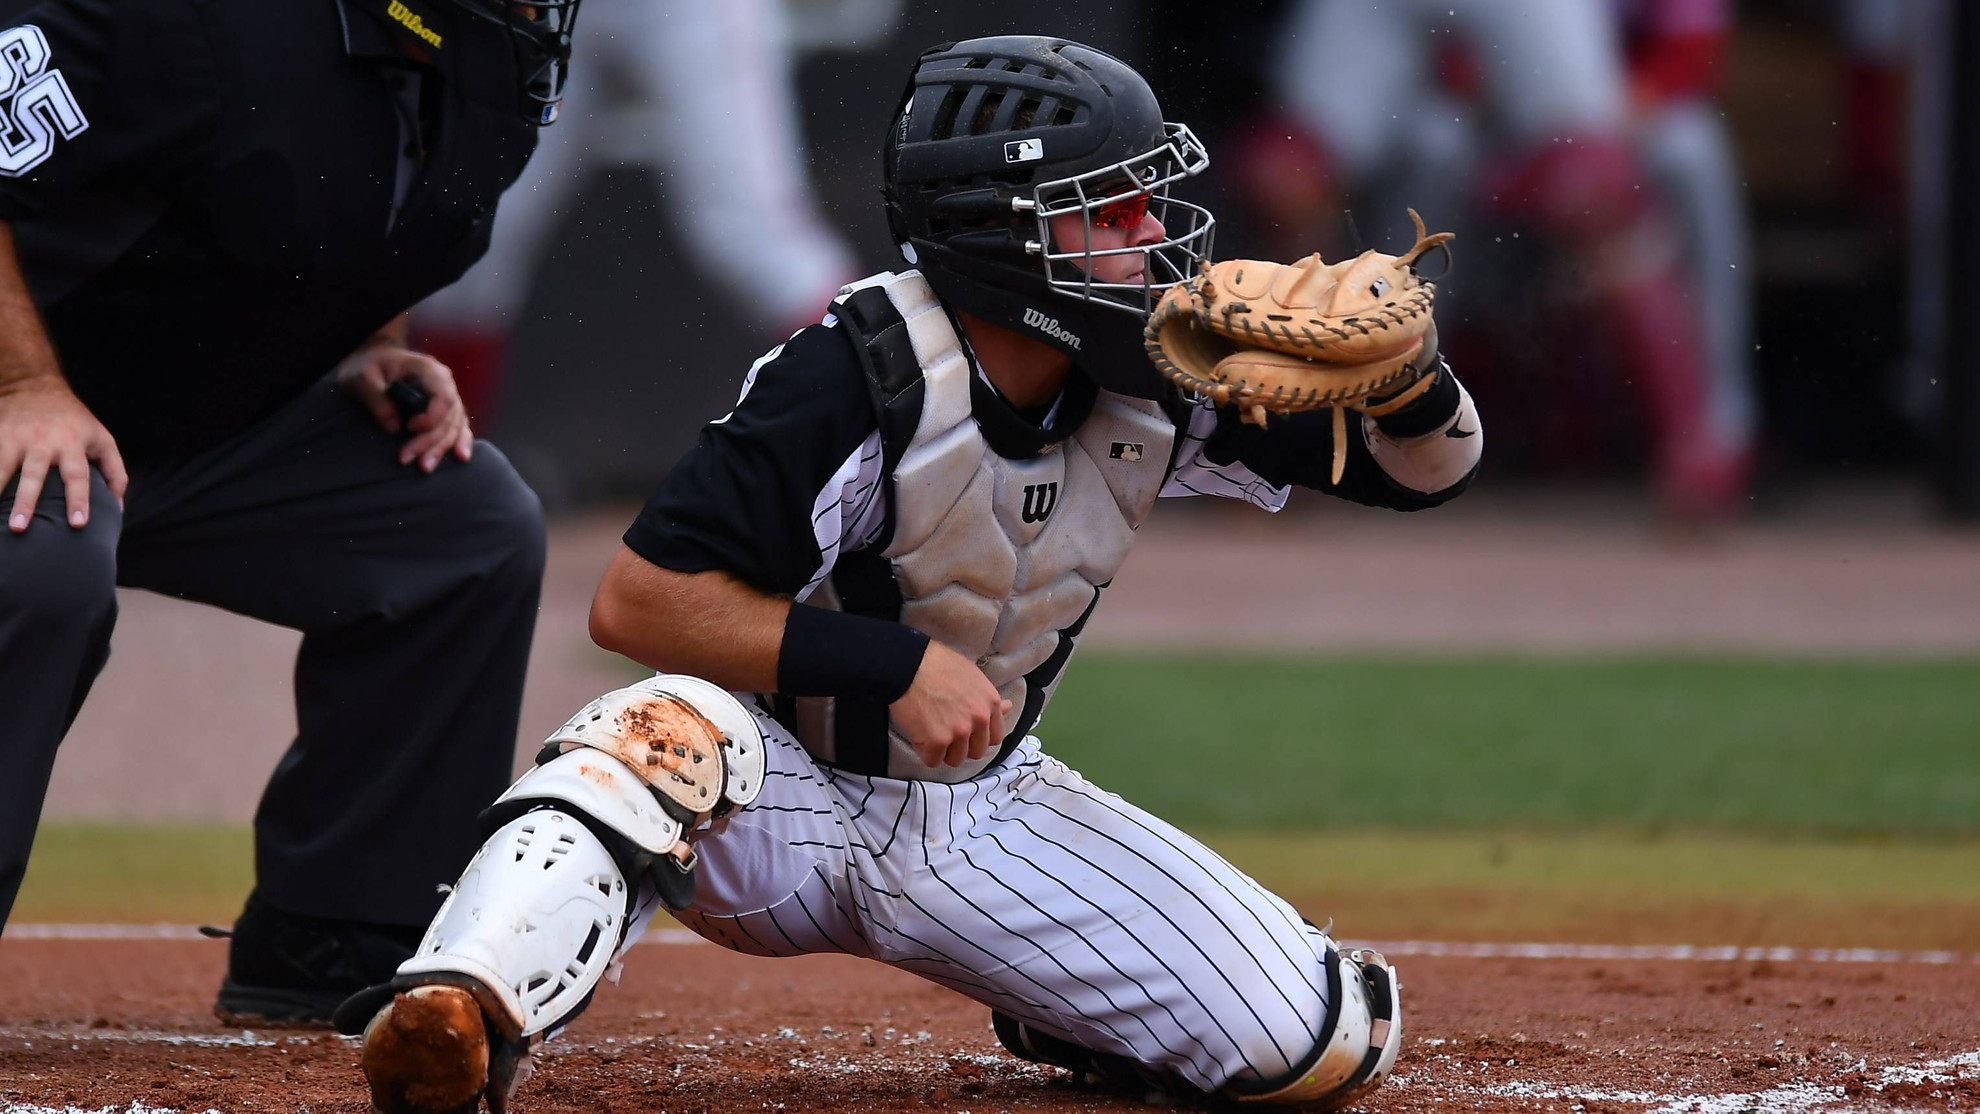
335 34 1484 1114
1146 209 1454 483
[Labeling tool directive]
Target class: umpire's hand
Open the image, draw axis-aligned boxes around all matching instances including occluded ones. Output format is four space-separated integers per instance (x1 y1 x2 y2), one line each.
0 375 126 533
336 341 473 473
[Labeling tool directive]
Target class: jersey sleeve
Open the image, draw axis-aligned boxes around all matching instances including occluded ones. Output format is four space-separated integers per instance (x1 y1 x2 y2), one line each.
623 322 885 598
1162 358 1482 511
0 0 218 222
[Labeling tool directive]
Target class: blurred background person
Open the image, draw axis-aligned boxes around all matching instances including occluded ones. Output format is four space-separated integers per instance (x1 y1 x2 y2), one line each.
1618 0 1758 524
411 0 875 425
1833 0 1954 450
1243 0 1750 523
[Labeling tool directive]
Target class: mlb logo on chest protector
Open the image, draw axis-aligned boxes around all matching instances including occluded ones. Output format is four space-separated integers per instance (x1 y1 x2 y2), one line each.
1004 138 1044 163
1110 442 1144 462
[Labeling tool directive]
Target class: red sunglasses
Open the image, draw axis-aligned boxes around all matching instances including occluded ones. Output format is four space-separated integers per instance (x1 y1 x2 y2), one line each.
1091 191 1151 230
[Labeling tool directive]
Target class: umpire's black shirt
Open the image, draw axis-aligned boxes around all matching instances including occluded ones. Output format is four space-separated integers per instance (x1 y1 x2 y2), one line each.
0 0 537 462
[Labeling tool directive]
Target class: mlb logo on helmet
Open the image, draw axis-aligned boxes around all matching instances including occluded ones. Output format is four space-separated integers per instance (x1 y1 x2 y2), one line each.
1004 138 1043 164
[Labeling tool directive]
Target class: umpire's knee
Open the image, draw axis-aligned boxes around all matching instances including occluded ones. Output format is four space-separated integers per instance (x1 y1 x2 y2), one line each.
445 441 547 596
0 475 120 634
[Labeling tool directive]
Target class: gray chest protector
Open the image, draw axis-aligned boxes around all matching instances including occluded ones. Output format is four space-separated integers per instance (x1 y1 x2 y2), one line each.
788 271 1176 782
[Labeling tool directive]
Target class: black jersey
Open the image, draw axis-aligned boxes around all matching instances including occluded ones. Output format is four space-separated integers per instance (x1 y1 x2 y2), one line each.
624 282 1479 769
0 0 538 461
625 296 1479 609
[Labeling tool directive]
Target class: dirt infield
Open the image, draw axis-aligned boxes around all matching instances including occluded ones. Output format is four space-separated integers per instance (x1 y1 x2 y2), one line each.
3 938 1975 1114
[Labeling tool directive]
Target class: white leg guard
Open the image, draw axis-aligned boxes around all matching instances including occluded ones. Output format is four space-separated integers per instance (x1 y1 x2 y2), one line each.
364 676 765 1039
395 808 629 1039
1229 947 1403 1109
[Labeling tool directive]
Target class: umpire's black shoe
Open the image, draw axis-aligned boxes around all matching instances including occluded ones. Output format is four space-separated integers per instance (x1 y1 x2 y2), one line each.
213 892 426 1028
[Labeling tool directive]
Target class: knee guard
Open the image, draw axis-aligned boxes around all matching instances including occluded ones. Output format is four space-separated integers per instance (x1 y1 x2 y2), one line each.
495 672 767 914
1228 947 1402 1109
995 946 1401 1112
332 676 766 1043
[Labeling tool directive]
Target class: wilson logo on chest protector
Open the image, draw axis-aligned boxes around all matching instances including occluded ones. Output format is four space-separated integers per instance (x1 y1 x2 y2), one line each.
1020 482 1059 524
0 25 88 178
1021 307 1081 350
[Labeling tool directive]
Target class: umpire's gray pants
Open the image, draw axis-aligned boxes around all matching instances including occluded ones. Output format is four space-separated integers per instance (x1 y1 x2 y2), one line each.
0 379 545 930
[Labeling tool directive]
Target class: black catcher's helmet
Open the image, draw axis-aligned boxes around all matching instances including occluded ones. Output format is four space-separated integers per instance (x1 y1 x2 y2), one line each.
440 0 582 124
882 36 1215 398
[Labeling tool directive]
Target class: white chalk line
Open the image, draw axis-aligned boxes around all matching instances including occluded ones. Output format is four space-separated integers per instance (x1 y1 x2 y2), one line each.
1 924 211 940
1363 939 1980 965
8 925 1980 967
3 1051 1974 1114
1393 1048 1980 1114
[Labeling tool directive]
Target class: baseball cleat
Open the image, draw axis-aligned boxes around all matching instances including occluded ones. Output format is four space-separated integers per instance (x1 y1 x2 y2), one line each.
992 1010 1180 1100
359 985 492 1114
209 893 424 1029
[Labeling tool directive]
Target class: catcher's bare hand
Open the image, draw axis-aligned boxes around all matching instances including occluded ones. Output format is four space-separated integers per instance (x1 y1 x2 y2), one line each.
0 375 126 533
891 640 1012 768
336 343 473 473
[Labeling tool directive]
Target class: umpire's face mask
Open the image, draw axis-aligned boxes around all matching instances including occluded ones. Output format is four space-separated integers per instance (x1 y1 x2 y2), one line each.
443 0 583 124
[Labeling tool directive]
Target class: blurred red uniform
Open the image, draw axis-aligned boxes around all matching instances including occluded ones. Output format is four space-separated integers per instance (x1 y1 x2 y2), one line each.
1246 0 1751 520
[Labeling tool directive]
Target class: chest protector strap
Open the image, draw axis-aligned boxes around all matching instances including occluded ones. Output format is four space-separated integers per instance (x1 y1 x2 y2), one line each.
832 281 928 505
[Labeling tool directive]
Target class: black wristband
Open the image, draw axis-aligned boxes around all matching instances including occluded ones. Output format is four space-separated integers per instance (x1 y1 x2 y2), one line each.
1373 363 1462 439
778 603 930 704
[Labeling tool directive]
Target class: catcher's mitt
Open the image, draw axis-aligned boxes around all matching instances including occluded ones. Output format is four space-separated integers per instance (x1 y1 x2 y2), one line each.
1144 209 1454 483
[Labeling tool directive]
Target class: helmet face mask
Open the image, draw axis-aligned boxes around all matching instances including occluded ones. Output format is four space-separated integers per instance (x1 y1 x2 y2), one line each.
1030 121 1215 316
440 0 582 124
883 36 1217 398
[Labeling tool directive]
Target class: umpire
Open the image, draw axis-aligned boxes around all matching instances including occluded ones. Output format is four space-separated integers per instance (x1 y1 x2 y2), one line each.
0 0 577 1024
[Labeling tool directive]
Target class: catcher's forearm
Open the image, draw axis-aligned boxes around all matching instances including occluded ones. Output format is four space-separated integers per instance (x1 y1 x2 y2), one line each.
1194 361 1481 506
1362 367 1481 495
590 548 787 691
590 545 928 703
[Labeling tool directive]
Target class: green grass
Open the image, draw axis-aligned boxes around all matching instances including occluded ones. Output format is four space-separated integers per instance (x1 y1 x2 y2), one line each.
12 824 253 924
14 656 1980 941
15 824 1980 949
1038 655 1980 834
1207 830 1980 903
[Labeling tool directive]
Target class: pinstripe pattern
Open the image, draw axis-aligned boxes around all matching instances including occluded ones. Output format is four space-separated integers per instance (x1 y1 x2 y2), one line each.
1160 401 1292 510
624 703 1332 1094
796 431 885 604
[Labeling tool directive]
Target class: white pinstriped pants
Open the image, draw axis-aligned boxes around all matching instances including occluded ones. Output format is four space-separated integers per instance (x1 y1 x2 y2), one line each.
621 705 1334 1094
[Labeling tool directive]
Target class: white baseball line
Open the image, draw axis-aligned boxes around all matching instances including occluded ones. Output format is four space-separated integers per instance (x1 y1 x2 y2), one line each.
2 1049 1974 1114
1390 1049 1980 1114
7 925 1980 966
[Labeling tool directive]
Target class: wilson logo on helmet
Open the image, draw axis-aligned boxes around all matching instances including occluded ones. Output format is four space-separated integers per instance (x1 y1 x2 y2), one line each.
1022 307 1081 349
386 0 443 48
1004 138 1044 164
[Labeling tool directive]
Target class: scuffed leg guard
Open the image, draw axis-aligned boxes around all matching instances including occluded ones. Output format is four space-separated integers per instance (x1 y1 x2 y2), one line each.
1228 947 1402 1109
332 676 766 1114
994 946 1401 1111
